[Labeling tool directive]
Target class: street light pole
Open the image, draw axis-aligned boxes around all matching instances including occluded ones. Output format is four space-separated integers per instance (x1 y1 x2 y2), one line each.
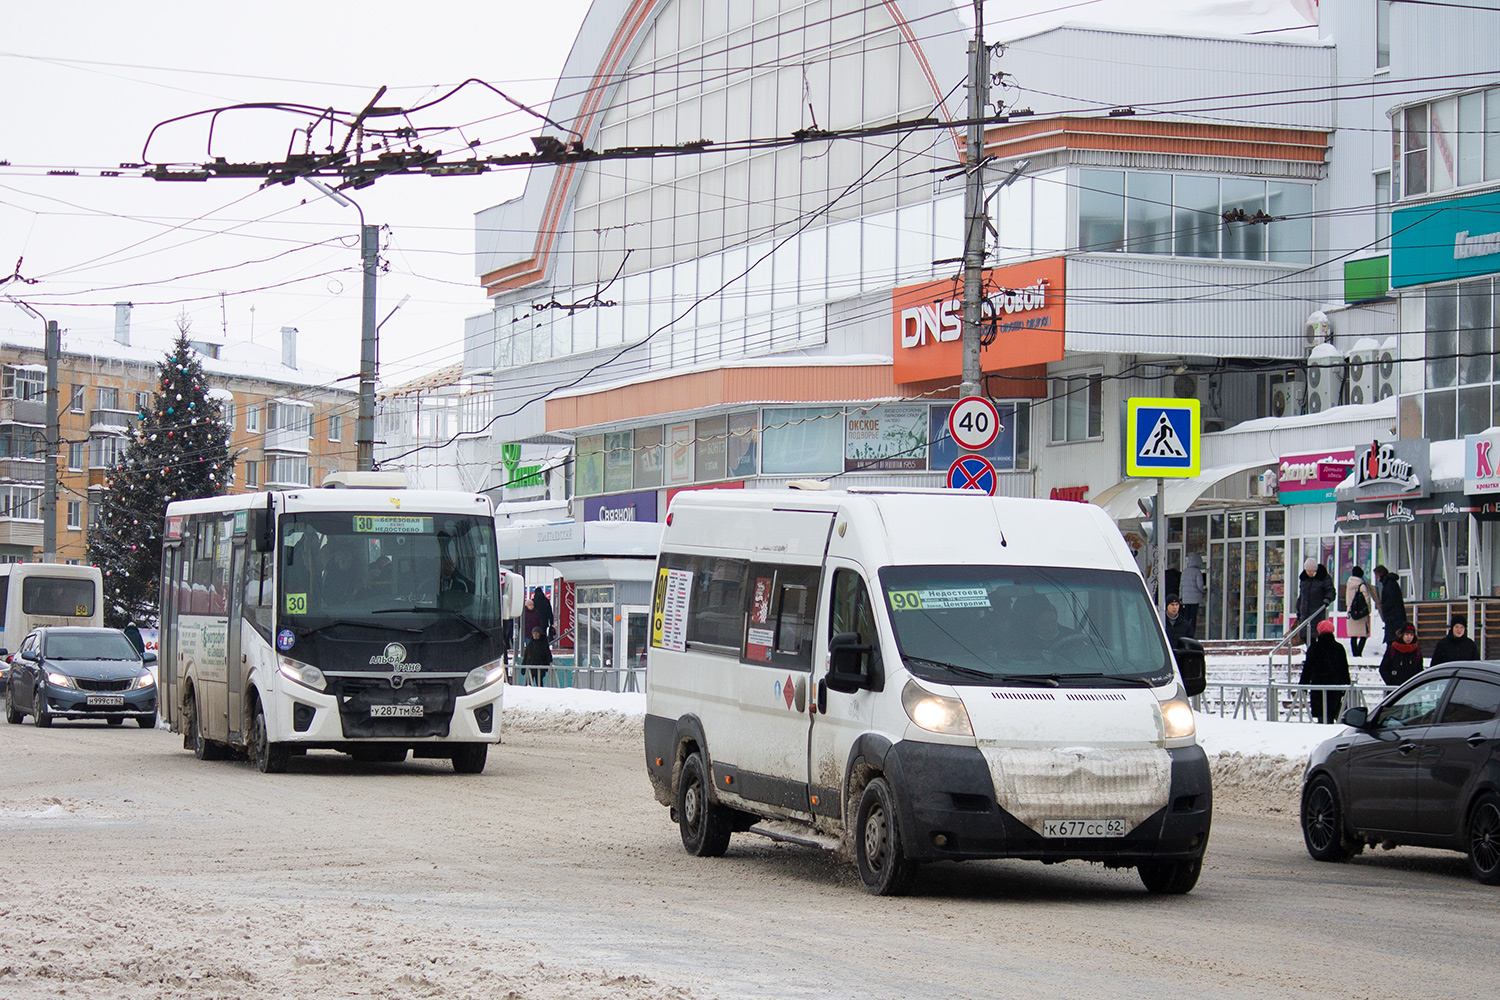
304 177 379 472
960 0 989 398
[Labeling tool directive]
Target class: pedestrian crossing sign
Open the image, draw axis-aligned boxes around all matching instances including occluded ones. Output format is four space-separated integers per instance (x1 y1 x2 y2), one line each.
1126 397 1200 478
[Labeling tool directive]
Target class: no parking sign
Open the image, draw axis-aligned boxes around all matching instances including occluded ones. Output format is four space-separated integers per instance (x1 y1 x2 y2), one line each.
947 455 998 495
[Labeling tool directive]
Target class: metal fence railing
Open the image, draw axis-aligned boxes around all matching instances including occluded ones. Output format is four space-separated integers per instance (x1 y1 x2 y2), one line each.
1195 682 1395 723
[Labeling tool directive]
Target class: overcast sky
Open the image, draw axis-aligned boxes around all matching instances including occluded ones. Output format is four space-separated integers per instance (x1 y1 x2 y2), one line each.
0 0 1310 384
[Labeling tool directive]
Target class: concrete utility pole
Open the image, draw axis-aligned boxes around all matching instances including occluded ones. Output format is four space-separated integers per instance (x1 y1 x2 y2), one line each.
960 0 989 398
43 319 59 563
358 223 378 472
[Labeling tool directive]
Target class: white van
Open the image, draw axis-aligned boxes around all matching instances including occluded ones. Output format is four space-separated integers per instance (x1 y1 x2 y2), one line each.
644 487 1210 895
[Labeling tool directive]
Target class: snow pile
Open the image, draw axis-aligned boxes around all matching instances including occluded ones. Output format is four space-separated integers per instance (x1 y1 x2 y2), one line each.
503 685 645 738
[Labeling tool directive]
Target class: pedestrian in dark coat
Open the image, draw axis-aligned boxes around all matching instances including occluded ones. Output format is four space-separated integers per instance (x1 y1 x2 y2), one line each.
1431 615 1480 666
1299 620 1352 723
1379 622 1424 686
521 626 553 685
1163 595 1194 644
1373 564 1407 644
524 586 556 642
1296 559 1337 631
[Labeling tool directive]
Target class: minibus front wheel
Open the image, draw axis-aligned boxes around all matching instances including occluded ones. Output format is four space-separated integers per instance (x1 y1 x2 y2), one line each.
855 777 917 896
1137 857 1202 894
677 751 732 857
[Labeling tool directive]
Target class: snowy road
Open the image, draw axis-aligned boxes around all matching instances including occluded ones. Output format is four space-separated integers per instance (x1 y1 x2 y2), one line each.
0 712 1492 1000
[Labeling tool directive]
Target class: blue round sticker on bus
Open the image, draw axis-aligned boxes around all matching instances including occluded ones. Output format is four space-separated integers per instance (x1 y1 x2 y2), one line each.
277 629 295 652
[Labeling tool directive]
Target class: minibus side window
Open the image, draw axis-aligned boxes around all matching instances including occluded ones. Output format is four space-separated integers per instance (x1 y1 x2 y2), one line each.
740 563 820 671
662 552 748 652
830 570 878 647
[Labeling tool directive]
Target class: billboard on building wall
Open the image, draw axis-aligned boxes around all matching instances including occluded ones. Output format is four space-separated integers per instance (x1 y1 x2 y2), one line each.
1391 189 1500 288
1465 429 1500 494
844 403 928 471
890 257 1065 383
1278 449 1356 505
583 491 659 523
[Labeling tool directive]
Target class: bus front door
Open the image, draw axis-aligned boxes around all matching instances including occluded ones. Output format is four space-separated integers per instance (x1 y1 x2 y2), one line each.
160 545 184 731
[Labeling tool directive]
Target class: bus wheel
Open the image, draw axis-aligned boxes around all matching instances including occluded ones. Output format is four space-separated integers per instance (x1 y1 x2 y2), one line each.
451 743 487 774
32 687 52 729
188 696 226 761
856 778 917 896
250 701 289 774
677 751 732 857
5 687 22 724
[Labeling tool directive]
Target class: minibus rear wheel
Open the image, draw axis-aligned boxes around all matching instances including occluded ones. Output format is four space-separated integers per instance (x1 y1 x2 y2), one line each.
856 778 917 896
1137 857 1202 894
677 751 732 857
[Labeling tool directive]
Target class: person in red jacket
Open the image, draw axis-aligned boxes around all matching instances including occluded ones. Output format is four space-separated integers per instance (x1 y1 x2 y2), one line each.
1379 622 1424 686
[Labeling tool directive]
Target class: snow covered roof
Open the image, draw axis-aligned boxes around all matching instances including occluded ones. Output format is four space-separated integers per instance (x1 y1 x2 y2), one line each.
0 325 353 395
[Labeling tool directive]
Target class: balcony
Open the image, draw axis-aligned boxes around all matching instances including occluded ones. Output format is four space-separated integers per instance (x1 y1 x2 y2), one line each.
0 457 44 483
0 397 45 425
0 520 41 545
263 425 311 454
90 408 138 431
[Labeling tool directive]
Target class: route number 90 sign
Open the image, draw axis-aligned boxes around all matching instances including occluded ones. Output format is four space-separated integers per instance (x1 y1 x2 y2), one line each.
947 396 1001 451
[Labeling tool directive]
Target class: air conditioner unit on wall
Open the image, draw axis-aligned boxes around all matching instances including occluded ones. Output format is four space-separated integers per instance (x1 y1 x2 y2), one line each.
1346 338 1380 406
1374 336 1399 401
1306 342 1343 414
1271 382 1305 418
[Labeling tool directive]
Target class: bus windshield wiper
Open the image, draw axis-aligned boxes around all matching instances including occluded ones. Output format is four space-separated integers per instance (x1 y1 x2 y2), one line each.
374 605 488 637
302 618 423 637
902 654 996 681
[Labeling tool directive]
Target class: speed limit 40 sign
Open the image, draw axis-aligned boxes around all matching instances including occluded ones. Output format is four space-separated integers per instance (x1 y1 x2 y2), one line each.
947 396 1001 451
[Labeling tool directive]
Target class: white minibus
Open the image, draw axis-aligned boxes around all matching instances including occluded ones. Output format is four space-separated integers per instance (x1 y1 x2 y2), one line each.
644 487 1210 895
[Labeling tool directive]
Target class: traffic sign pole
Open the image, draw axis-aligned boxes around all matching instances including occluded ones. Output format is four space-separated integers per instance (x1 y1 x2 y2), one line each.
1156 477 1166 615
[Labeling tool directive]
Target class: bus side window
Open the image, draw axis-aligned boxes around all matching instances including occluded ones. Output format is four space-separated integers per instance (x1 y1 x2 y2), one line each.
243 552 273 641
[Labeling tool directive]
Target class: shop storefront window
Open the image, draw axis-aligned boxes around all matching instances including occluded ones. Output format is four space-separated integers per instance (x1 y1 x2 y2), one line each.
727 410 759 479
576 435 605 496
761 407 842 475
634 425 664 489
695 415 728 482
604 431 633 493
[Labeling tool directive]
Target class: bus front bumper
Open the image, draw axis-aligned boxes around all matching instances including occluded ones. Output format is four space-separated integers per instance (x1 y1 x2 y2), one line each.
269 679 503 745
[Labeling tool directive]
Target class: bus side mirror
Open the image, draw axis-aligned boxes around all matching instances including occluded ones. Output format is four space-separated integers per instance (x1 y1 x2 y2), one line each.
827 631 878 694
501 571 526 619
248 507 273 553
1172 636 1206 698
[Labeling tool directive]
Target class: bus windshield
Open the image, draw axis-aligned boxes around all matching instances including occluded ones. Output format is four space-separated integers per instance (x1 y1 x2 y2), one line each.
22 577 97 618
879 565 1172 686
278 511 500 629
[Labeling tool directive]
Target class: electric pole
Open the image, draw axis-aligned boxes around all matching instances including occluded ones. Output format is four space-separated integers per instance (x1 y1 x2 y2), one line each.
960 0 989 398
358 223 378 472
43 319 59 563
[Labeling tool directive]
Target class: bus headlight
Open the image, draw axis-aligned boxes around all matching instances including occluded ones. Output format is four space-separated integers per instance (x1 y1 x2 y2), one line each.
464 661 507 693
901 680 973 737
1160 698 1196 740
278 658 326 692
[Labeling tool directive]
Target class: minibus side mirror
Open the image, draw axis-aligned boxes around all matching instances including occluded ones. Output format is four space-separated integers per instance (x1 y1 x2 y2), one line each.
827 631 874 694
1341 706 1369 729
1172 636 1206 698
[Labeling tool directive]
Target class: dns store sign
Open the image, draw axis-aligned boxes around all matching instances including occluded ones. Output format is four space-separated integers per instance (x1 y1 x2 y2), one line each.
891 257 1065 383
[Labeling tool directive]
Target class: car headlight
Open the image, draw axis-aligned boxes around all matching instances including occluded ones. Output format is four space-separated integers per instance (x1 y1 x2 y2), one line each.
134 672 156 690
901 680 973 736
1160 697 1196 740
278 658 326 692
463 660 507 693
46 671 76 689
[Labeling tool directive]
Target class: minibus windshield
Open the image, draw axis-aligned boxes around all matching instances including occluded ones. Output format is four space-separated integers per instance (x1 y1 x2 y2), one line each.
879 565 1173 686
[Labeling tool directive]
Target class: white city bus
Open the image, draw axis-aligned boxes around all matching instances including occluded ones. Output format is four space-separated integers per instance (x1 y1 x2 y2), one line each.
0 562 104 656
159 475 514 774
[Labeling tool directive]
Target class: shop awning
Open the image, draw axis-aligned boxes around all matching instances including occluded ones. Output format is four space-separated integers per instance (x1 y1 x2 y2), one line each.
1090 460 1277 522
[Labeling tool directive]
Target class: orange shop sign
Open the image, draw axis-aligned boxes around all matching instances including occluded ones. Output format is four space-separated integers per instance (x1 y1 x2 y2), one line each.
891 257 1065 383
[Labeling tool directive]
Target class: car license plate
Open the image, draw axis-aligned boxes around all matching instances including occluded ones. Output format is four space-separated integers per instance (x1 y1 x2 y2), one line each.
86 695 126 707
370 704 423 718
1043 818 1127 838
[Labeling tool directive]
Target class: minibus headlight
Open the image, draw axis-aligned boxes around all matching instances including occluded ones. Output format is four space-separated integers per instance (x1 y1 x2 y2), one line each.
278 658 326 692
1160 698 1196 740
901 680 973 737
464 661 507 693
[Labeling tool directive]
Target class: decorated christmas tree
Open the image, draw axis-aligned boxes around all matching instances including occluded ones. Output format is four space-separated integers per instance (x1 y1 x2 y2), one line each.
88 325 231 627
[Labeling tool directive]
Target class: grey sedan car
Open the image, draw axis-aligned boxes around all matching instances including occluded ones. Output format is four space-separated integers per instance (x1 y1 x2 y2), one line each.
1301 661 1500 884
4 627 157 728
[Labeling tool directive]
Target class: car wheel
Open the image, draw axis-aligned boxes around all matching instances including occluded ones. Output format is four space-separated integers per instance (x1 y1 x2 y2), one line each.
451 744 487 774
1302 775 1351 862
677 751 732 858
4 686 22 724
187 696 226 761
1467 793 1500 885
856 777 917 896
1139 858 1203 894
134 713 156 729
32 686 51 728
250 700 289 774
